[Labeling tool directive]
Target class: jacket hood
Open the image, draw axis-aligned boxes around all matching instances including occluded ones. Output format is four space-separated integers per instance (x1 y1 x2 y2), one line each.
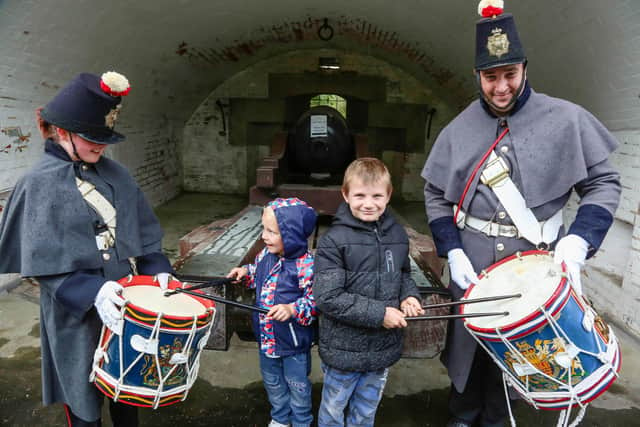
267 198 317 259
332 202 395 233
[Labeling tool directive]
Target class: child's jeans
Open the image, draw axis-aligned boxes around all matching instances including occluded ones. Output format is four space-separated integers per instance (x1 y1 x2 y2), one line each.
317 362 389 427
259 351 313 427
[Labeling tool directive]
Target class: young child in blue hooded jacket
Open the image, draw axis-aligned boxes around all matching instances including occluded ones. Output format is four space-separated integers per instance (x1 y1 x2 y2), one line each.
227 198 317 427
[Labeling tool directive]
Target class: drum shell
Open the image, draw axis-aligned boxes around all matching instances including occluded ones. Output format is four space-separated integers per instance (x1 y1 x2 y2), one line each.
462 251 621 409
93 276 215 408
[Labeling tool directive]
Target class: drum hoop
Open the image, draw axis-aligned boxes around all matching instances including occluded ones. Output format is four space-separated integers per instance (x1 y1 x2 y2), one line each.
122 306 213 331
117 275 214 322
463 251 569 333
93 370 191 406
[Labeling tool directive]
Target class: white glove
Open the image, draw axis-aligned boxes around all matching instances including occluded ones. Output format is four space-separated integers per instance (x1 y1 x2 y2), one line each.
447 248 478 290
553 234 589 295
155 272 172 290
94 281 124 331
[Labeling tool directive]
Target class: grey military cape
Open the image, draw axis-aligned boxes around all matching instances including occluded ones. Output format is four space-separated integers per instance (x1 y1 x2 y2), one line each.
0 141 165 421
422 90 618 213
0 144 163 276
421 90 620 393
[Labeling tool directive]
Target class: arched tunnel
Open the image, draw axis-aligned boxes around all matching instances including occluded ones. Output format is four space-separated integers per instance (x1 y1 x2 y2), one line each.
1 0 639 424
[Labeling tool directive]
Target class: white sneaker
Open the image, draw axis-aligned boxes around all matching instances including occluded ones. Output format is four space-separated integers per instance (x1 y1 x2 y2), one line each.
268 420 290 427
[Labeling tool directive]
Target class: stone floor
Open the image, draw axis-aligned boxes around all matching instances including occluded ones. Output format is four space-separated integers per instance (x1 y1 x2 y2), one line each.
1 192 639 426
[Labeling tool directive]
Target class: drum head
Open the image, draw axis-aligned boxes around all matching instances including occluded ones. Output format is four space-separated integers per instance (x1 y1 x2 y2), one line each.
463 251 565 330
123 285 208 317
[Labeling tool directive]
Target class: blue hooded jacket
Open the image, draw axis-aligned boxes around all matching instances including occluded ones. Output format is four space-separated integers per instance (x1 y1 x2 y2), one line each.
245 198 317 356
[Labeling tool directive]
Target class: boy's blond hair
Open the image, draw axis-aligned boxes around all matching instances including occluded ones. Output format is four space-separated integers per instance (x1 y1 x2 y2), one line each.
342 157 393 195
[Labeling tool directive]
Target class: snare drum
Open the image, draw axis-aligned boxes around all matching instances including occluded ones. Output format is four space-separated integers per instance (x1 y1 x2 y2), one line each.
90 275 215 408
462 251 620 410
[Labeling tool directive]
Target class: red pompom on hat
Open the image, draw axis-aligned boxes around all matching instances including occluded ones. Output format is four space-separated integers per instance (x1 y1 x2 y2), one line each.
478 0 504 18
100 71 131 97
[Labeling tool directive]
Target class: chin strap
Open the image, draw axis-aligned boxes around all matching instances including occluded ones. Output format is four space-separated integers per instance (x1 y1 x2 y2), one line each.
68 133 85 163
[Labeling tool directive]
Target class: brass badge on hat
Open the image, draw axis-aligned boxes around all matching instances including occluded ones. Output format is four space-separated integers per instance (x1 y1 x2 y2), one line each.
487 27 510 58
105 104 122 129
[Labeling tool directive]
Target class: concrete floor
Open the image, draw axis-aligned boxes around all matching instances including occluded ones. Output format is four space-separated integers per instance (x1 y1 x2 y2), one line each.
1 192 639 426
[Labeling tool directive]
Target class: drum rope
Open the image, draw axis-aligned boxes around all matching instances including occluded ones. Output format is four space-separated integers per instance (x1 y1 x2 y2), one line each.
496 326 568 391
556 404 587 427
539 303 619 394
115 319 124 401
480 315 599 427
187 308 217 395
152 311 178 409
91 278 217 409
178 315 200 402
502 373 517 427
120 313 163 405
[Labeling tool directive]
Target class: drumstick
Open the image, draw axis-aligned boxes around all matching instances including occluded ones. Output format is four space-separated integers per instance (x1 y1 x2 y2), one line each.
422 293 521 310
168 287 269 314
163 277 234 296
407 311 509 321
173 273 236 285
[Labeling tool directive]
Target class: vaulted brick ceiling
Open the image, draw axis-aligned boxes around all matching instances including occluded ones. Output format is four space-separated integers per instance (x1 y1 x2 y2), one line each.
1 0 637 129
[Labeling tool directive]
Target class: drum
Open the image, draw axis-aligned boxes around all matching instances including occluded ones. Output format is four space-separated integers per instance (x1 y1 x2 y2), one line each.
462 250 620 410
90 275 215 408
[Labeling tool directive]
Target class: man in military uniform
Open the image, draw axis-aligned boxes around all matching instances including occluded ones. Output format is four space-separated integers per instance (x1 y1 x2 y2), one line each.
421 2 621 426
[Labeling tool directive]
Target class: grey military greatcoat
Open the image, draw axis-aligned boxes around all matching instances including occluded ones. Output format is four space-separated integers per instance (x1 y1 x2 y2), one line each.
421 90 621 393
0 140 167 421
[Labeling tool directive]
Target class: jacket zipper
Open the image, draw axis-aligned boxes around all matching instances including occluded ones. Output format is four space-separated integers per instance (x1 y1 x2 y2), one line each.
288 323 299 347
374 227 381 301
385 249 394 273
373 226 381 353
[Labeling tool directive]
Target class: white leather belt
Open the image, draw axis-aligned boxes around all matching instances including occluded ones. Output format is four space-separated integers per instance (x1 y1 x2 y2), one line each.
76 177 117 249
458 209 563 242
464 215 518 238
76 176 138 271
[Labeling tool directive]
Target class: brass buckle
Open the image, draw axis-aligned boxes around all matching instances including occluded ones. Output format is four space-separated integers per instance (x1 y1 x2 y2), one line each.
480 156 510 187
498 224 518 238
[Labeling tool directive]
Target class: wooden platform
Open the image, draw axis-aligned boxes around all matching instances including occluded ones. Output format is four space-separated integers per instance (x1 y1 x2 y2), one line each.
176 204 450 358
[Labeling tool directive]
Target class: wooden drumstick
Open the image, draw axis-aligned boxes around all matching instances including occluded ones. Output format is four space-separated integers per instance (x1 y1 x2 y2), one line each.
163 277 234 296
168 287 269 314
407 311 509 321
422 293 521 310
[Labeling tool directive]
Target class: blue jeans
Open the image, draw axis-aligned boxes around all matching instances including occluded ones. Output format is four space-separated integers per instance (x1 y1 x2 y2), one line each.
259 351 313 427
318 363 389 427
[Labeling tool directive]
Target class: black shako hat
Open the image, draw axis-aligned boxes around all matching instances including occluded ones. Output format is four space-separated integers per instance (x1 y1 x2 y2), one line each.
40 71 131 144
475 1 526 70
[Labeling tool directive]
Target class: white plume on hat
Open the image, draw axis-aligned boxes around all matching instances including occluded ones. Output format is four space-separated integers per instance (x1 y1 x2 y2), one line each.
100 71 130 96
478 0 504 17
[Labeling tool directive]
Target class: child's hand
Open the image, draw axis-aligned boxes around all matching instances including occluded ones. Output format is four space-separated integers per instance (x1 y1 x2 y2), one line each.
227 267 248 282
400 296 425 317
383 307 407 329
267 304 296 322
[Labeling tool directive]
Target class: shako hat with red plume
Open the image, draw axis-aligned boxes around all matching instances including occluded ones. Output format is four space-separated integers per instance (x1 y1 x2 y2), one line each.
41 71 131 144
475 0 526 70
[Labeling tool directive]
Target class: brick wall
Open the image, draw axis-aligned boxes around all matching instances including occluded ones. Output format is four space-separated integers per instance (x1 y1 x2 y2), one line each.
1 0 639 336
578 131 640 335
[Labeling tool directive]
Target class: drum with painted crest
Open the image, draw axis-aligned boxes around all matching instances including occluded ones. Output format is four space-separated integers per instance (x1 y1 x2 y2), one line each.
461 250 620 410
90 275 215 408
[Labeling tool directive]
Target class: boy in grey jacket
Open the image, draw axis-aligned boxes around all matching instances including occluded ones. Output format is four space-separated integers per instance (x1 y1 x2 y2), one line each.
313 158 424 427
